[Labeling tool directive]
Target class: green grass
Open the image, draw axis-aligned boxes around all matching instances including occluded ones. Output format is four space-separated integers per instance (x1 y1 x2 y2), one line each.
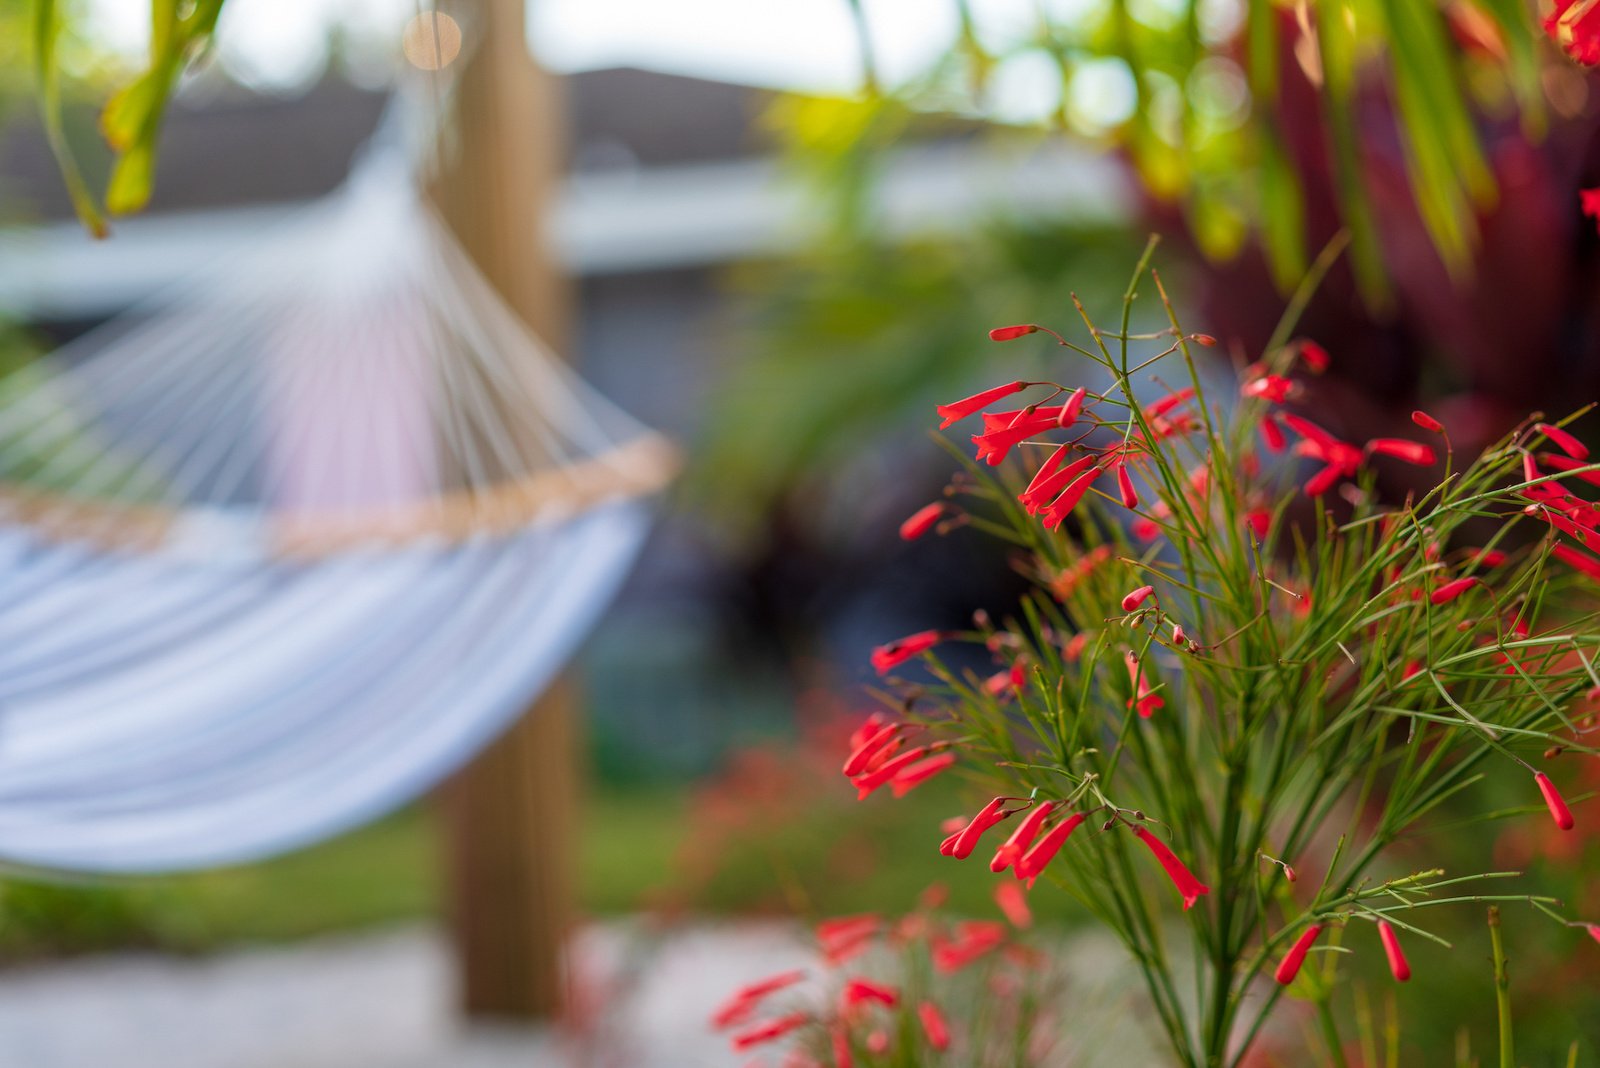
0 779 1077 960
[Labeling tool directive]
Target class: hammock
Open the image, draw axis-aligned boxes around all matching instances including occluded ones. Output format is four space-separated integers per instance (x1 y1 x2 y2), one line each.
0 142 676 873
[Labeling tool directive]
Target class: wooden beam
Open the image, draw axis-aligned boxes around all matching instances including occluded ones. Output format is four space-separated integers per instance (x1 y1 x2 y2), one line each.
431 0 579 1021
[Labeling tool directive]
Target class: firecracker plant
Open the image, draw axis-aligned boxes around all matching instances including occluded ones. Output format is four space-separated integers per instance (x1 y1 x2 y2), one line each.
712 883 1069 1067
826 241 1600 1067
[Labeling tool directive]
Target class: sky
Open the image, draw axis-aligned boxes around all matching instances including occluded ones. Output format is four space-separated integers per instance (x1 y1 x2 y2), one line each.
84 0 1003 93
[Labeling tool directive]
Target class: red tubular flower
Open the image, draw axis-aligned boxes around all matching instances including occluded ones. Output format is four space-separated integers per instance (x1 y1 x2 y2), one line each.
936 381 1027 429
889 753 956 798
932 921 1006 972
1148 387 1196 418
1133 826 1210 909
1536 771 1576 830
1367 438 1436 466
870 630 945 674
1587 923 1600 946
1245 509 1271 542
843 723 903 777
899 502 946 540
1412 410 1444 433
1060 386 1088 427
1546 1 1600 64
1260 413 1286 453
1584 188 1600 229
731 1011 810 1051
1116 463 1139 508
1241 374 1294 403
1020 453 1098 514
1537 421 1590 461
949 798 1012 859
1015 812 1087 888
841 978 899 1009
988 324 1038 342
1122 585 1156 612
818 916 879 964
1471 548 1508 568
853 745 945 799
832 1026 854 1068
1041 467 1102 530
990 800 1057 872
1429 577 1479 605
1553 542 1600 581
1378 920 1411 982
711 969 808 1029
1275 924 1324 984
994 881 1032 928
1299 340 1330 373
1125 651 1164 718
1303 463 1344 497
917 1001 951 1051
1540 452 1600 486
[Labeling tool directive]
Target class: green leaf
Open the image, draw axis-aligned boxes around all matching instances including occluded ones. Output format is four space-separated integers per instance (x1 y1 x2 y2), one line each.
31 0 107 238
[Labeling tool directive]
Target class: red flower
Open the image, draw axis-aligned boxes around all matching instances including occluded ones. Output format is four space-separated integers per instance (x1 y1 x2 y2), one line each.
994 881 1032 928
851 744 934 798
1260 414 1286 453
843 722 904 776
1241 374 1295 404
1584 188 1600 234
1015 812 1087 888
711 969 807 1029
917 1001 951 1051
1021 452 1098 514
932 921 1007 972
947 798 1013 859
1060 386 1088 427
1125 651 1164 718
1274 924 1324 984
1547 2 1600 65
1133 826 1210 909
936 381 1026 429
1122 585 1156 612
1299 340 1330 373
1378 920 1411 982
817 915 879 964
899 502 946 540
1536 771 1575 830
990 800 1058 873
1041 467 1102 530
832 1026 854 1068
731 1011 810 1051
1429 577 1479 605
1537 421 1590 462
841 978 899 1009
888 752 955 798
1412 410 1444 433
870 630 945 674
1116 463 1139 508
1367 438 1436 466
1470 548 1508 568
1554 542 1600 581
988 324 1038 342
1245 509 1271 542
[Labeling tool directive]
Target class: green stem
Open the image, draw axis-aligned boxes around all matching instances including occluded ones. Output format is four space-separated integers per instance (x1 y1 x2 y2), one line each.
1488 906 1513 1068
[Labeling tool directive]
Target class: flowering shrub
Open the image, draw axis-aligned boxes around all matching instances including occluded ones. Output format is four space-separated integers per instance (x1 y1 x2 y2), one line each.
712 885 1068 1066
843 244 1600 1066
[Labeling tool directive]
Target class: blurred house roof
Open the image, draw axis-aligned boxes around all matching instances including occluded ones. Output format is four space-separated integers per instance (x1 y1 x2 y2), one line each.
0 65 1129 320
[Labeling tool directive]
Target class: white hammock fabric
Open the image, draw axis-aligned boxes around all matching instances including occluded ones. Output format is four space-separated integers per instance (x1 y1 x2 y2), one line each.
0 149 674 873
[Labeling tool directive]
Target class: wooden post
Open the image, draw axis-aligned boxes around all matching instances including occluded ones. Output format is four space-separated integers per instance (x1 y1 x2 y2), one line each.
431 0 578 1021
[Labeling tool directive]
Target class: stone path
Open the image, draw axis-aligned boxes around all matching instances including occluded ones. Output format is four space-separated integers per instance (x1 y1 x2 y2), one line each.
0 923 807 1068
0 921 1167 1067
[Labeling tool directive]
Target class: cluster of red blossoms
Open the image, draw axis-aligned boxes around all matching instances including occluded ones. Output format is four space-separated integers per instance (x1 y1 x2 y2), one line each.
710 889 1047 1065
1546 0 1600 64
